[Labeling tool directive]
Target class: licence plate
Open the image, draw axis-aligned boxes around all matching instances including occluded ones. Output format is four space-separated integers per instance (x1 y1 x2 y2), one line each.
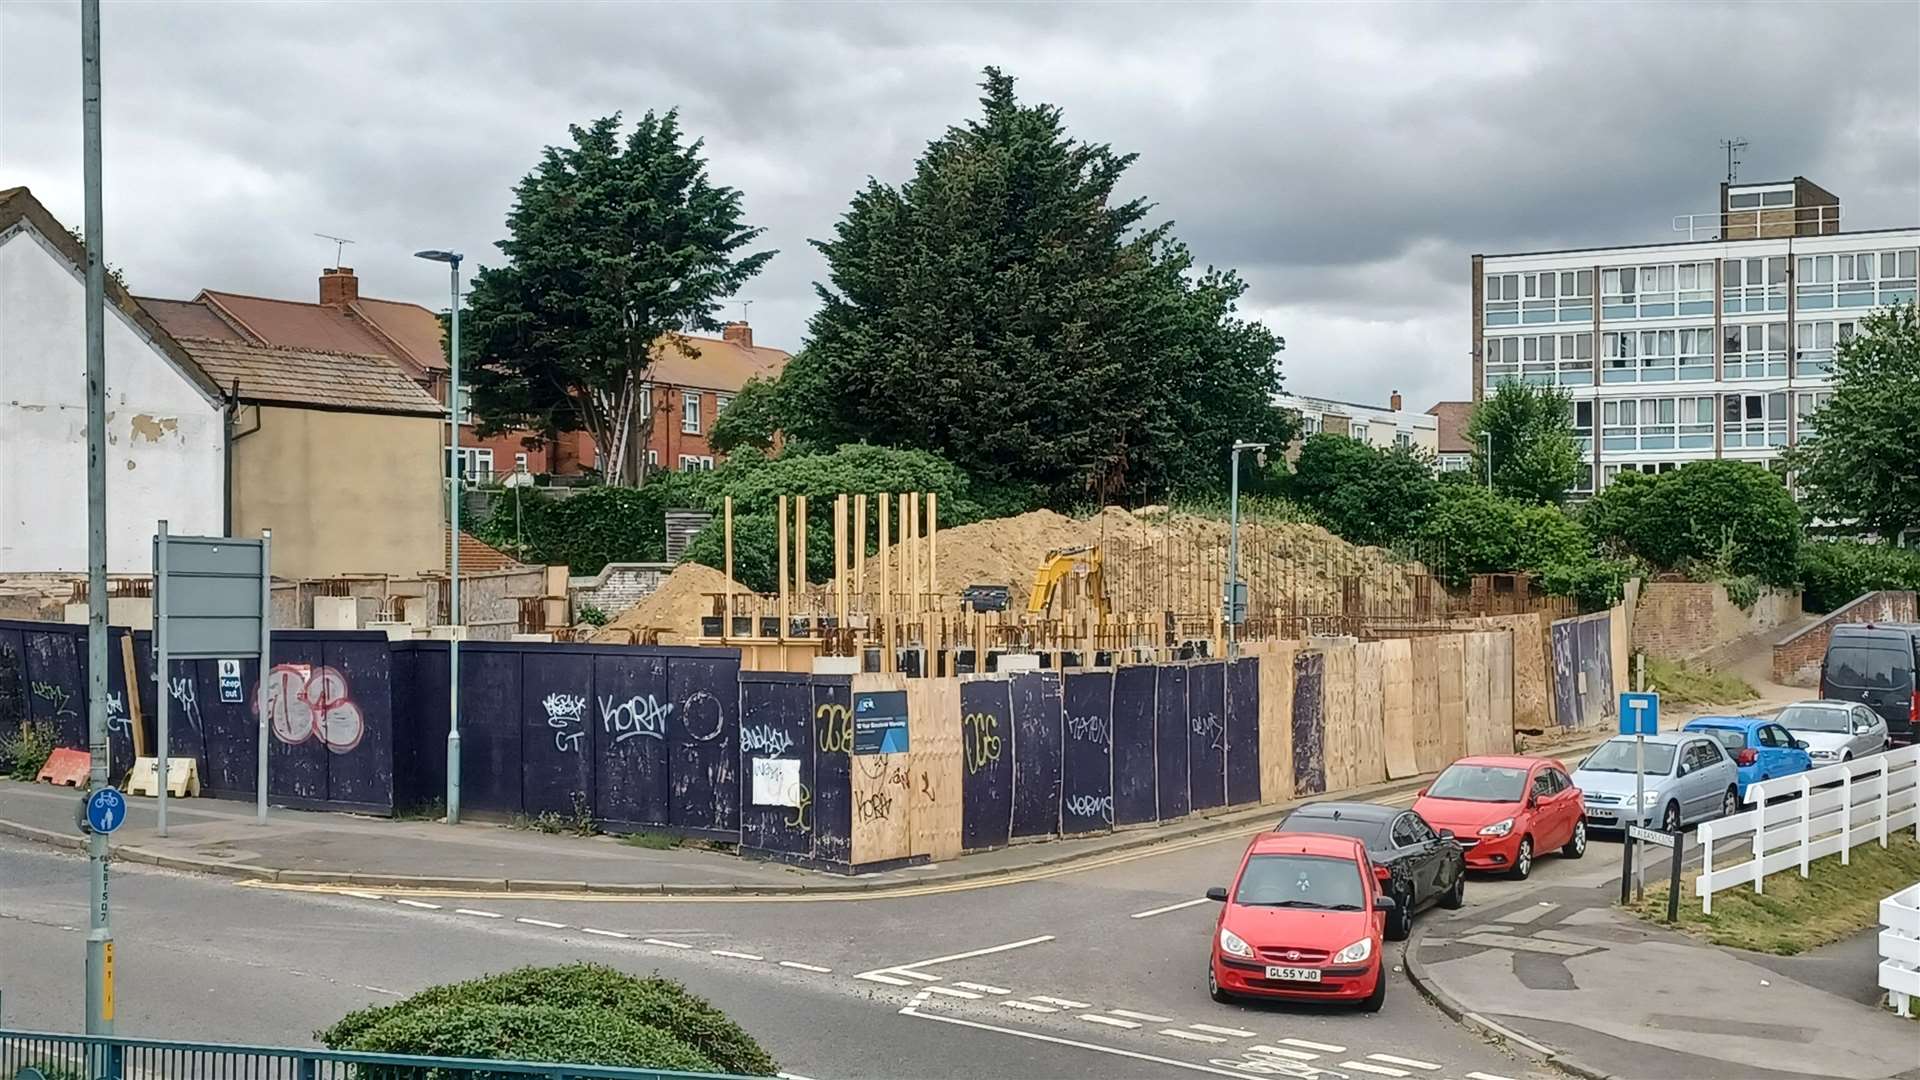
1586 812 1614 823
1265 966 1321 982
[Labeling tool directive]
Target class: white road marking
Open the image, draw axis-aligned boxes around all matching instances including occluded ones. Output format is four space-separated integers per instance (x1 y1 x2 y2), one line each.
776 1072 818 1080
1340 1062 1411 1077
1108 1009 1174 1023
1130 897 1212 919
854 972 917 987
895 969 942 981
1495 902 1559 924
1277 1038 1346 1052
892 934 1057 972
1188 1023 1257 1038
925 986 982 1000
517 917 566 929
1247 1045 1319 1061
454 908 502 919
778 961 833 973
954 981 1011 995
1002 1000 1059 1013
1368 1052 1441 1070
1466 1072 1522 1080
1158 1028 1227 1044
711 949 764 961
1078 1014 1141 1029
395 899 440 910
1030 995 1093 1009
900 1006 1259 1078
644 938 693 949
342 890 384 900
581 928 630 939
354 985 401 997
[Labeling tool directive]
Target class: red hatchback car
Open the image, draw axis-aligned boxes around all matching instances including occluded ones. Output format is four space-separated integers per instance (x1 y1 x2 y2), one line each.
1412 755 1586 879
1205 832 1394 1011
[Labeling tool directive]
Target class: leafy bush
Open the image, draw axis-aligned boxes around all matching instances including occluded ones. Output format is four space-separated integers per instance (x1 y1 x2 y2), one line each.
1718 574 1762 611
1 720 58 782
320 964 776 1077
335 1002 720 1074
1798 540 1920 613
1284 434 1438 548
1536 557 1634 610
1413 485 1625 606
476 475 711 575
1466 381 1586 505
1583 461 1800 585
577 605 610 627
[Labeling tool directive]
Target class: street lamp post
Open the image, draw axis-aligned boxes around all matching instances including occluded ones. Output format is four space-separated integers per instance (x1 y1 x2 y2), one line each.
1226 441 1269 659
415 249 463 825
1481 431 1494 489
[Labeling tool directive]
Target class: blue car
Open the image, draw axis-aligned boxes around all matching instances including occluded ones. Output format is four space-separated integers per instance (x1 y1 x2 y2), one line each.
1681 716 1813 802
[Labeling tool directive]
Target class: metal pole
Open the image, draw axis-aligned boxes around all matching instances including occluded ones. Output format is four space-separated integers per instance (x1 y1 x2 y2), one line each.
79 0 114 1036
1482 431 1493 489
1634 733 1646 901
1226 445 1241 660
155 520 169 837
446 257 463 825
256 528 271 824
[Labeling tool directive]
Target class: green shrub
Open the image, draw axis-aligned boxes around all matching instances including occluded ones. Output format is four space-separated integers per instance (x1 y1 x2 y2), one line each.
1537 557 1634 609
337 1002 719 1074
1284 434 1438 548
1 720 58 781
320 964 776 1077
1584 461 1800 585
577 605 610 627
1798 540 1920 613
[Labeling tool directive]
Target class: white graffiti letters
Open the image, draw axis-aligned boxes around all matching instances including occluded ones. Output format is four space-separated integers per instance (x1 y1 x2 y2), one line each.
599 693 670 744
1064 793 1114 823
542 692 588 753
1190 711 1225 750
1065 712 1110 745
169 675 204 734
740 723 795 757
105 691 129 735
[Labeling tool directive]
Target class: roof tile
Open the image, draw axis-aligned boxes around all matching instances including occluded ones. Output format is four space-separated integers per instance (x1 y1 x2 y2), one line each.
171 336 443 415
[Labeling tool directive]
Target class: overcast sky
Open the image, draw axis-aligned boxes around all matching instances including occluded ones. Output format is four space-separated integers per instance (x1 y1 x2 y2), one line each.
4 1 1917 412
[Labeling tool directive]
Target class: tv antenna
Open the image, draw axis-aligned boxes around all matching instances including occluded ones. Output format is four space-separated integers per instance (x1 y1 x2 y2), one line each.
314 232 356 265
1718 138 1748 184
736 299 754 323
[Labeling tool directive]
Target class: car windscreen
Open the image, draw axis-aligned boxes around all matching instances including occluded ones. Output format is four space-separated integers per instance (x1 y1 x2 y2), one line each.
1775 705 1852 734
1280 814 1386 846
1234 854 1367 910
1692 726 1747 751
1425 763 1528 802
1580 740 1677 774
1827 644 1914 690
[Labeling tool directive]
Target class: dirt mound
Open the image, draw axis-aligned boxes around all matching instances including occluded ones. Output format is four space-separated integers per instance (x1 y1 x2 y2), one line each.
591 563 747 642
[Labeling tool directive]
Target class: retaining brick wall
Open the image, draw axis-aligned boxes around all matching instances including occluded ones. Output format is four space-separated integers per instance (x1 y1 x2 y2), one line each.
1772 590 1918 687
570 562 674 618
1635 581 1802 661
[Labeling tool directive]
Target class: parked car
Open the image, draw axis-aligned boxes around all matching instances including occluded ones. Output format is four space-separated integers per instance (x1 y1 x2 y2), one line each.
1821 623 1920 746
1682 716 1813 802
1274 801 1465 938
1775 699 1890 763
1411 755 1586 881
1204 831 1393 1011
1570 732 1740 834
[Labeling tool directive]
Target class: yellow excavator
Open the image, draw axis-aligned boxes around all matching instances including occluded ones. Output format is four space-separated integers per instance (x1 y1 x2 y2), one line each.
1027 545 1111 618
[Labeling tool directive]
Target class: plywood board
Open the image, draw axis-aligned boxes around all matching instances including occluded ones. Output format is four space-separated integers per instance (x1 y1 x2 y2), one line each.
1351 641 1387 788
1248 640 1297 804
1463 632 1499 757
849 673 911 865
1610 600 1632 701
1488 631 1515 756
910 675 964 861
1320 641 1357 793
1380 638 1417 780
1436 635 1467 763
1409 636 1444 774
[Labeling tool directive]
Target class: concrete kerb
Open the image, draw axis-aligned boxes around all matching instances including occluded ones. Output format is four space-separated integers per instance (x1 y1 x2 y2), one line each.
1401 925 1620 1080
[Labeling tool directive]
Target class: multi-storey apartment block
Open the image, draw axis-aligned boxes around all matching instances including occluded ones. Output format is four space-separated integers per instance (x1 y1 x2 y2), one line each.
1473 177 1918 493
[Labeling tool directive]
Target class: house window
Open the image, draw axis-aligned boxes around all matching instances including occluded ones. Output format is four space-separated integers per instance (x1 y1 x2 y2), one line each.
682 391 702 433
1570 399 1594 454
1722 256 1788 315
1484 273 1521 326
1298 415 1321 436
1724 391 1789 450
1723 323 1788 380
1600 263 1709 320
451 385 474 424
678 454 714 472
513 452 528 473
1794 319 1857 379
647 449 659 467
1799 248 1919 310
1394 431 1412 450
1794 390 1833 439
447 446 493 483
716 394 732 416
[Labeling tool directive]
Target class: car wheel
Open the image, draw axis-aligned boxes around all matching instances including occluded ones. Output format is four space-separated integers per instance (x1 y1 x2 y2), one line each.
1386 890 1413 941
1661 801 1682 834
1506 837 1533 880
1439 871 1465 910
1842 752 1852 762
1359 964 1387 1013
1720 787 1739 820
1208 964 1234 1004
1562 819 1587 859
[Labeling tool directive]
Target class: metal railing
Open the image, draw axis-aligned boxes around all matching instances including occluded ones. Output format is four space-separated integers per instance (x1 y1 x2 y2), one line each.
1671 204 1843 242
0 1030 749 1080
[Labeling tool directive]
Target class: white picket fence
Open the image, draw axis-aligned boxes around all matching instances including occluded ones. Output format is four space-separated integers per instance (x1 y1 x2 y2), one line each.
1695 744 1919 914
1883 882 1920 1017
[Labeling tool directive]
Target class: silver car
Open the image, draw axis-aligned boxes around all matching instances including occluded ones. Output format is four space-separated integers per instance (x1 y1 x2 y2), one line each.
1775 699 1889 764
1570 733 1742 833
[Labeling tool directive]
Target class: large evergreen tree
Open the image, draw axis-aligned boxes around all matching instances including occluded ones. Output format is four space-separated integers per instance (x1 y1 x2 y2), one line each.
463 112 773 485
780 69 1288 505
1785 302 1920 540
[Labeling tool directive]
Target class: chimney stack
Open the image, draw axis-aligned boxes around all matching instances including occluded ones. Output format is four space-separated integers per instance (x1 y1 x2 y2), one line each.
721 321 753 350
1389 390 1403 412
319 266 359 307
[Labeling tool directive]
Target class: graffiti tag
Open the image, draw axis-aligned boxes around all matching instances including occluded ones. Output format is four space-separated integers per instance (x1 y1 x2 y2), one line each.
962 712 1002 776
741 723 795 757
169 675 204 734
1190 711 1225 750
1064 793 1114 824
1065 712 1110 745
816 703 853 755
542 692 588 753
599 693 669 744
855 790 894 824
261 664 364 753
680 690 726 743
784 782 812 833
105 691 129 736
31 681 75 717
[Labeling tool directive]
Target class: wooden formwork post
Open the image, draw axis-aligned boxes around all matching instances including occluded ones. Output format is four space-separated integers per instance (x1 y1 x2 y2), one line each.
908 491 922 615
777 495 790 640
854 494 868 607
927 492 939 609
878 493 891 617
795 495 808 615
835 494 848 624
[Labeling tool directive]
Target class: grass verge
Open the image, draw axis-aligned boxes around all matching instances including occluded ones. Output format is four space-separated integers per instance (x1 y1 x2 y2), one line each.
1645 656 1757 707
621 830 679 850
1630 831 1920 955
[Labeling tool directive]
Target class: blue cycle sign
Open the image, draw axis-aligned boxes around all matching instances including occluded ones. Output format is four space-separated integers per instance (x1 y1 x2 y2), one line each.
86 786 127 835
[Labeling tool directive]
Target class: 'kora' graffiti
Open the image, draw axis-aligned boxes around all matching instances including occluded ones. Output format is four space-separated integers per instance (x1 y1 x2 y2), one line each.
600 693 670 743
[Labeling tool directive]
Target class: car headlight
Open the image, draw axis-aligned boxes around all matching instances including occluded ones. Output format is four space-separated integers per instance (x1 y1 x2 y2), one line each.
1333 937 1373 964
1219 927 1254 959
1478 818 1514 838
1640 790 1663 806
1810 749 1836 759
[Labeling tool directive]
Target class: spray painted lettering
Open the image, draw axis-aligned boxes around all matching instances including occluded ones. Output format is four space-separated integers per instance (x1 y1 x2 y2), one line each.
1064 793 1114 824
542 692 588 753
855 790 895 824
262 664 364 753
1190 711 1225 751
30 681 75 718
816 703 853 755
962 712 1002 776
741 724 795 757
679 690 726 742
784 783 812 833
1065 712 1110 745
599 693 670 744
169 675 204 734
105 691 129 736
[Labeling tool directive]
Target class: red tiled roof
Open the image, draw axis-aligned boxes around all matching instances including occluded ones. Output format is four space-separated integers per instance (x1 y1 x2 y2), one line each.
649 333 789 393
351 297 448 374
198 290 403 358
1427 400 1474 454
449 530 519 573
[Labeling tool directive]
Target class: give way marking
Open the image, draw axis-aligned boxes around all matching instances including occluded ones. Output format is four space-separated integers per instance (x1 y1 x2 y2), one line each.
854 934 1055 987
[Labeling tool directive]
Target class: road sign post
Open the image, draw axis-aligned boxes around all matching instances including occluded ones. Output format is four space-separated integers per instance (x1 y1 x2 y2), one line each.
1619 692 1660 902
1625 824 1681 922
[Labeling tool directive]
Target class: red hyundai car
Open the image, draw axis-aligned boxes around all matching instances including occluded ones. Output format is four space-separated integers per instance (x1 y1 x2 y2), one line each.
1411 755 1586 879
1204 831 1393 1011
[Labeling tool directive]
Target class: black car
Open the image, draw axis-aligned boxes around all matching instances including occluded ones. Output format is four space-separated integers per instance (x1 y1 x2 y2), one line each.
1822 623 1919 746
1275 801 1466 941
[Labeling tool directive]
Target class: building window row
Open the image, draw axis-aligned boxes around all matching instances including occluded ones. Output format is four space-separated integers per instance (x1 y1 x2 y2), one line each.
1489 318 1860 390
1792 319 1859 379
1600 327 1714 384
1483 270 1593 326
1484 331 1592 386
1722 255 1788 315
1796 249 1918 311
1490 248 1918 325
1601 262 1715 320
1600 395 1715 453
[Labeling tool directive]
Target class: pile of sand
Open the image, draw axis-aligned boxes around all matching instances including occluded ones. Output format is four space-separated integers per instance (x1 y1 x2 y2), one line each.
591 562 747 641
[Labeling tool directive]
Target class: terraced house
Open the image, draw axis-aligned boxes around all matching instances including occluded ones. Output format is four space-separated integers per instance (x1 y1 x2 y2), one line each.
1473 176 1919 493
